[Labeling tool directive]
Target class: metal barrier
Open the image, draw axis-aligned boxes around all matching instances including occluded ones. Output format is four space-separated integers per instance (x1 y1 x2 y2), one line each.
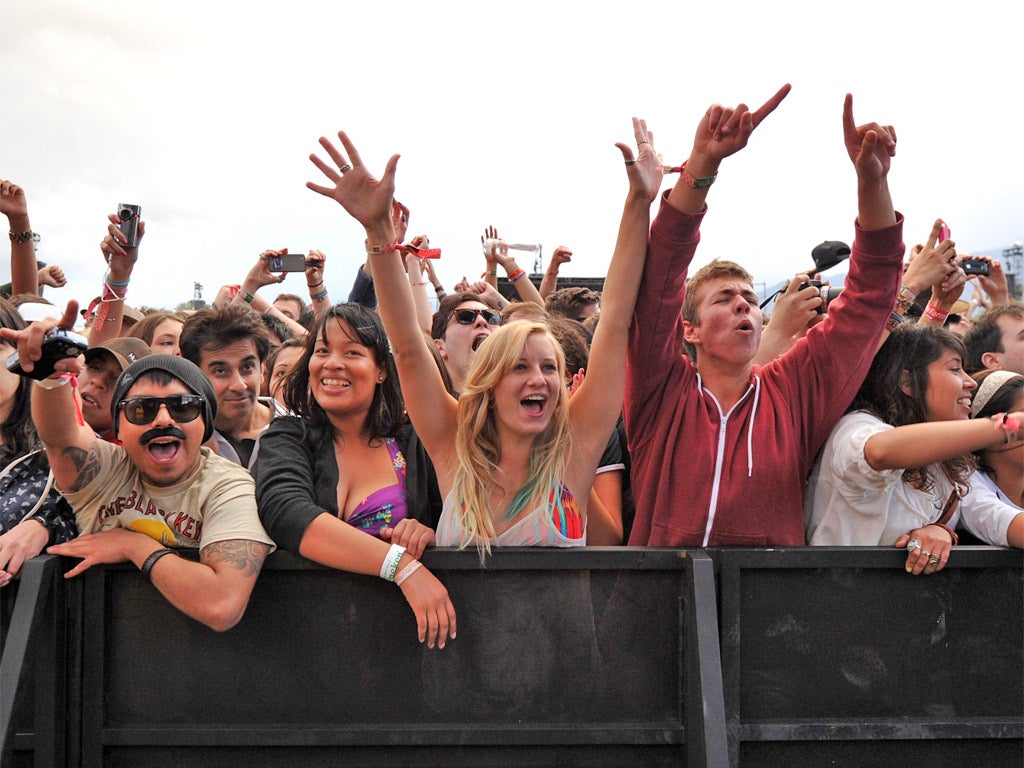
2 547 1021 767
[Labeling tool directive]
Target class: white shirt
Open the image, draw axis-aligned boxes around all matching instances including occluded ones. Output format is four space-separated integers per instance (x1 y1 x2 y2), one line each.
805 411 961 546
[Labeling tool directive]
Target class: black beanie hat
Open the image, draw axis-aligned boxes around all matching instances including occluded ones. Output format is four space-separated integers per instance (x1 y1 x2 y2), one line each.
111 354 217 441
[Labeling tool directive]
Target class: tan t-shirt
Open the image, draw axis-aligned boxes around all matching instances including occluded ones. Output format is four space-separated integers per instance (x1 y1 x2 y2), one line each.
62 442 274 551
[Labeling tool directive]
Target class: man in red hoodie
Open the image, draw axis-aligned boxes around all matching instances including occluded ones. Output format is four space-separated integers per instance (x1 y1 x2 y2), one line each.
625 88 905 547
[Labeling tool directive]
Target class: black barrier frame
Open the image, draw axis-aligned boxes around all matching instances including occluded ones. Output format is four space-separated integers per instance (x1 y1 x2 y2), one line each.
715 546 1024 768
0 555 68 768
70 548 728 768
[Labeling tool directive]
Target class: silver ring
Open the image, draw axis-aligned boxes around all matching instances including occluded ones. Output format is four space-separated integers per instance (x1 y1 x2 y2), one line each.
906 539 921 552
339 164 352 174
637 140 650 146
624 159 637 166
921 550 932 558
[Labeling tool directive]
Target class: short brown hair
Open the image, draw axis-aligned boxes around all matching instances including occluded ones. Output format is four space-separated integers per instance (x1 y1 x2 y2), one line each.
963 301 1024 373
681 260 755 327
430 292 501 340
545 286 601 321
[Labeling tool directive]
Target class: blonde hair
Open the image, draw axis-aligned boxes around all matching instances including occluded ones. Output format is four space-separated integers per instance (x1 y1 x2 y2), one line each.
452 322 572 552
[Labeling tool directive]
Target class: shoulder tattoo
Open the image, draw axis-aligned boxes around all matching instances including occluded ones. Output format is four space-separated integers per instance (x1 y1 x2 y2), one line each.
62 444 104 493
200 540 270 576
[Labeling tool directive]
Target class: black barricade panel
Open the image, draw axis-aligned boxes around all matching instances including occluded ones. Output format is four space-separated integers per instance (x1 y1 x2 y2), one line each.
716 547 1024 768
80 550 693 767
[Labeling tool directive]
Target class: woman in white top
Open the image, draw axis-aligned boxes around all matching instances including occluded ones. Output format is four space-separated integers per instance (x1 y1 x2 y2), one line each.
805 324 1023 574
963 369 1024 544
306 121 660 552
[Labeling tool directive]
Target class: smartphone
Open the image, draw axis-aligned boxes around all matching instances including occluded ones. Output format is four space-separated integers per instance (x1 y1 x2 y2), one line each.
117 203 142 248
938 223 951 242
268 254 307 272
6 327 89 380
962 258 991 276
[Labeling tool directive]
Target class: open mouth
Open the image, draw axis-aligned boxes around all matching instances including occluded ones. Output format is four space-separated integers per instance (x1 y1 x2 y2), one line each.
147 439 181 462
80 393 100 409
471 334 489 352
736 320 754 332
521 395 546 416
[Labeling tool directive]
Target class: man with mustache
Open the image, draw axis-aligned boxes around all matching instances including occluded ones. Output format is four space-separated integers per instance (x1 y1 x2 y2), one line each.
3 306 274 631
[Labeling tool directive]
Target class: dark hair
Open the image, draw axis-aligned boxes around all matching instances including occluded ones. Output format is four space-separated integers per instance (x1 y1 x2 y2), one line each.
0 297 39 465
179 304 271 365
970 369 1024 477
282 304 403 441
430 292 501 340
963 302 1024 373
544 286 601 322
548 317 591 377
850 324 974 490
259 310 297 347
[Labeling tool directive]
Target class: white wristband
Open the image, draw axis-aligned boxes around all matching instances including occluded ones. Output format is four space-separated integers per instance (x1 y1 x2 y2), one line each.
378 543 406 582
33 375 72 389
394 560 422 587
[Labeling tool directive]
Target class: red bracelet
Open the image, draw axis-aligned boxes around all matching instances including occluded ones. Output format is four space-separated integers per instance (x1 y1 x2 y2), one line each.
507 267 526 282
923 303 949 322
366 242 402 255
992 412 1022 444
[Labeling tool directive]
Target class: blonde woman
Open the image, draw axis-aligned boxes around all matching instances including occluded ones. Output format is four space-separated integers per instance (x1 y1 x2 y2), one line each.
307 121 658 551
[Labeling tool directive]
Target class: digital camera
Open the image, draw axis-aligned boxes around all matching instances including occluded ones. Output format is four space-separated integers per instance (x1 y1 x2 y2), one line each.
117 203 142 248
800 280 843 314
6 327 89 380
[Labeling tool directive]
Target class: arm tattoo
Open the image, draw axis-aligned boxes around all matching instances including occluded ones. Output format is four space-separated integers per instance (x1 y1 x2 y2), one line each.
63 445 104 492
200 540 270 576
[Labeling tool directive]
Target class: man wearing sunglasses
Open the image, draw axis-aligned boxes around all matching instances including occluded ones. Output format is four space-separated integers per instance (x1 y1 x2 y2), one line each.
4 307 274 632
429 292 502 394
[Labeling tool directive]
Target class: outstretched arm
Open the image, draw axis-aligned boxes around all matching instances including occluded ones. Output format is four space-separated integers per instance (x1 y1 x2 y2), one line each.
88 212 144 346
666 84 792 215
842 93 897 231
2 179 38 296
307 132 458 470
571 118 662 474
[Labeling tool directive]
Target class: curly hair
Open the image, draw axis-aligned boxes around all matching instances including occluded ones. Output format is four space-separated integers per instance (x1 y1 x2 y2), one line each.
179 304 271 365
280 304 403 442
850 324 975 491
452 322 571 552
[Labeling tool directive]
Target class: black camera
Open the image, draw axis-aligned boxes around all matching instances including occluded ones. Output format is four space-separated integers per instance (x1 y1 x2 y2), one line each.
6 327 89 380
117 203 142 248
961 258 990 277
799 280 843 314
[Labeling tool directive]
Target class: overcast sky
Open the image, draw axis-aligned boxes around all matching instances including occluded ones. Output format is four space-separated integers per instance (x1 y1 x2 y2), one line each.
4 0 1022 311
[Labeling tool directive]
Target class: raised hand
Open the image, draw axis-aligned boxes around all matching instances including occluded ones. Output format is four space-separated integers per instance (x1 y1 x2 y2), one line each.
842 93 897 182
0 179 28 220
692 84 791 163
38 264 67 288
903 219 959 295
307 132 399 233
616 117 665 203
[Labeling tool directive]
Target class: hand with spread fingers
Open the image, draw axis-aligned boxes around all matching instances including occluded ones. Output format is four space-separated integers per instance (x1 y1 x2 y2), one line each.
307 132 399 236
693 84 792 164
616 116 665 205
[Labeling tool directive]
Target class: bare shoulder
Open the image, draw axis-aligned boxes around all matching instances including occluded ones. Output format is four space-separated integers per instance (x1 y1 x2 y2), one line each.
200 539 271 576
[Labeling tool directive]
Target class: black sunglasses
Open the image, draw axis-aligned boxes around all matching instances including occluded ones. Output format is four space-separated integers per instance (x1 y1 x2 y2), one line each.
452 308 501 326
119 395 205 425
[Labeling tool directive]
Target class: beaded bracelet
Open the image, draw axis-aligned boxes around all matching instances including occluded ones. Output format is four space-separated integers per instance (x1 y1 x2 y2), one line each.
8 230 34 244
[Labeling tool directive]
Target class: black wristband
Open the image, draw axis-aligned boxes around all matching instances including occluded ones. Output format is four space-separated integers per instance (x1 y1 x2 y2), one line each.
140 548 175 579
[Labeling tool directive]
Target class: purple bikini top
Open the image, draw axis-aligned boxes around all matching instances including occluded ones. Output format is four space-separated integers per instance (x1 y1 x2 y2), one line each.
345 438 408 538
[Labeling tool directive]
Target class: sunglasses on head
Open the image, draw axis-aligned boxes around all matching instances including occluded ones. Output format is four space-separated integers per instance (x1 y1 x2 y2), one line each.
119 395 205 425
452 308 501 326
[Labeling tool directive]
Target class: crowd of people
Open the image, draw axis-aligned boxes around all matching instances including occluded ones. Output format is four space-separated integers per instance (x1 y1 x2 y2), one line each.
0 85 1021 643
